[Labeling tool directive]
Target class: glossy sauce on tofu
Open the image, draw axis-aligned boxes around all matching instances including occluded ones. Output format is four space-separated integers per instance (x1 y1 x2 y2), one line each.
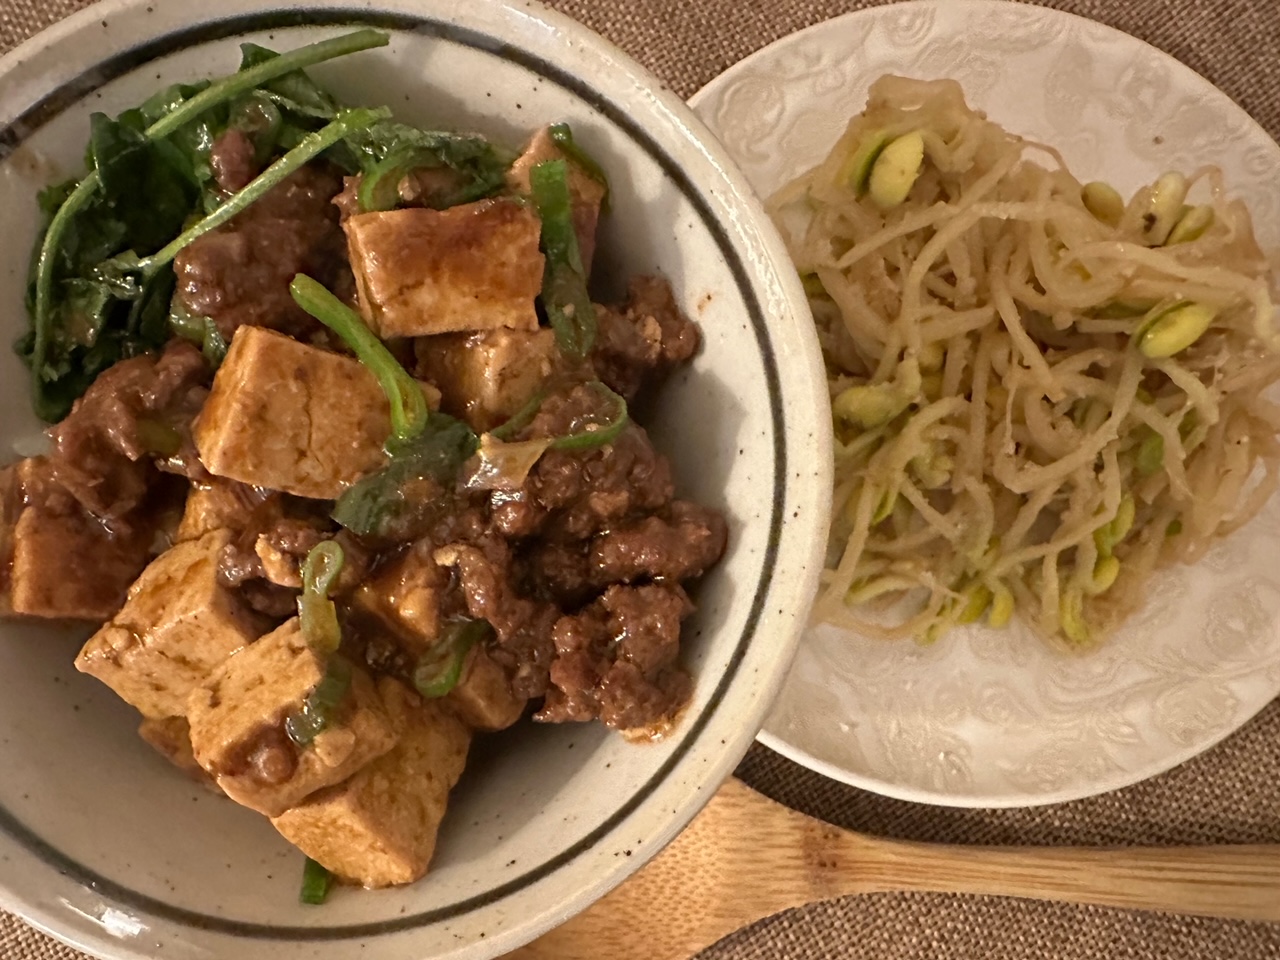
8 117 726 892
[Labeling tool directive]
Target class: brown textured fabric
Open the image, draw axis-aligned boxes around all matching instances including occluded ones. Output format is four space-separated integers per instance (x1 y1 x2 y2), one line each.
2 0 1280 958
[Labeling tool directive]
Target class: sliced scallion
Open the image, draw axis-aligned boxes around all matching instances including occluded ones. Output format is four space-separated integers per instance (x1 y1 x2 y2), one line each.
289 274 429 445
414 619 492 698
300 857 335 905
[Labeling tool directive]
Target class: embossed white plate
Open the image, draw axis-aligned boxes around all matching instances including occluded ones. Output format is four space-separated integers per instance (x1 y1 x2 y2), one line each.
691 0 1280 807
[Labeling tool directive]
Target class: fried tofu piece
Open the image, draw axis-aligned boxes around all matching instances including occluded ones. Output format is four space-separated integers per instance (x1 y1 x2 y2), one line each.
75 530 265 718
138 716 217 788
346 199 544 338
447 645 526 732
186 619 398 817
1 458 152 621
272 678 470 887
506 125 607 273
350 539 446 659
415 327 560 432
176 479 280 543
194 326 440 500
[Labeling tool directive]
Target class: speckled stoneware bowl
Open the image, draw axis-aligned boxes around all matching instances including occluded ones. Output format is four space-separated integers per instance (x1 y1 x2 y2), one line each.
0 1 830 957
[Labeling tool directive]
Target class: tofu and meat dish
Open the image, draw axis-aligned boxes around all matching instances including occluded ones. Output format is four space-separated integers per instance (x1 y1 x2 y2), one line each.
3 32 726 898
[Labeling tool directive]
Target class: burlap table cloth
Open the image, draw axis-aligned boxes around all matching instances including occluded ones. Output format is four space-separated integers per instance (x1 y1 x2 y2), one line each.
2 0 1279 957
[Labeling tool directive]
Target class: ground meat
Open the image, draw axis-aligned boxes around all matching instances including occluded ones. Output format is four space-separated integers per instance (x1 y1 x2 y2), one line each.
332 175 362 222
590 500 727 584
174 144 349 341
591 276 700 401
487 381 674 542
518 425 675 541
530 500 727 604
525 538 592 607
434 538 558 699
216 507 354 619
209 127 258 194
488 488 546 539
47 340 209 524
536 583 693 730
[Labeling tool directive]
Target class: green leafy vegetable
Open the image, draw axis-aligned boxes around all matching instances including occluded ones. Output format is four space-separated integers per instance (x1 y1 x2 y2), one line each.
285 657 352 748
20 29 389 421
289 274 429 443
300 858 335 906
530 159 596 358
547 122 609 210
89 112 200 252
298 541 345 655
331 415 480 540
414 619 493 698
238 42 342 119
134 108 388 275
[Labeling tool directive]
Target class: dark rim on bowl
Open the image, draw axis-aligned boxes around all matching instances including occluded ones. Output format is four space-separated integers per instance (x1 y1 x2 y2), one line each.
0 7 788 941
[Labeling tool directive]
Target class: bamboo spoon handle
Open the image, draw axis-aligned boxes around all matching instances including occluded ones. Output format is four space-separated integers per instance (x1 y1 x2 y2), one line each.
506 779 1280 960
856 836 1280 922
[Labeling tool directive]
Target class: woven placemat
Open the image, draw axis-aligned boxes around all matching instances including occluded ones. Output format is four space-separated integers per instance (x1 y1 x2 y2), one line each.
2 0 1279 958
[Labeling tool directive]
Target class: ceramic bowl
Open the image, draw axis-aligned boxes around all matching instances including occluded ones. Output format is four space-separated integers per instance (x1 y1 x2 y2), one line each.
0 0 830 958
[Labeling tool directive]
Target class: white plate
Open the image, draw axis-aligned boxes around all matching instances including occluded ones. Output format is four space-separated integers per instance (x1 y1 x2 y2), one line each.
691 0 1280 807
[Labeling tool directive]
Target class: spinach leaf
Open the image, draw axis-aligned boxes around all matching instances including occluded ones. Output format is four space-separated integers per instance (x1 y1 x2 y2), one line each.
90 113 200 252
238 42 341 120
18 29 389 421
331 415 480 540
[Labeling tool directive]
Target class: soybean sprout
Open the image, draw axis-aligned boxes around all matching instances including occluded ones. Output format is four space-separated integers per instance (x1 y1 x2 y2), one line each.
771 75 1280 646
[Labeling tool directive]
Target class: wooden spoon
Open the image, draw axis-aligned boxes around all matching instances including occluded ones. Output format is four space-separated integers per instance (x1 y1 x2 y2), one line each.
506 777 1280 960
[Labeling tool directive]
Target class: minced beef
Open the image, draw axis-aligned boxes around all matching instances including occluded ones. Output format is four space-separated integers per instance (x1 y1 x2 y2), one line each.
520 426 674 541
216 503 369 621
47 339 209 525
529 500 726 605
460 374 725 730
174 132 350 341
591 276 701 401
209 127 258 194
591 501 727 584
433 537 559 700
536 583 694 729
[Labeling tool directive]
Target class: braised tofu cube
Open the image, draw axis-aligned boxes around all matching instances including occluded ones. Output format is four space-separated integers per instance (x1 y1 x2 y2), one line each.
2 458 151 621
272 678 470 887
346 199 544 338
448 646 526 732
415 327 560 431
350 539 446 658
186 619 398 817
75 530 265 718
194 326 438 500
176 479 280 543
506 126 607 273
138 716 216 787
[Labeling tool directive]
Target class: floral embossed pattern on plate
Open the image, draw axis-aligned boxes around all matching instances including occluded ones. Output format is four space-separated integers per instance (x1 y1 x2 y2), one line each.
691 0 1280 807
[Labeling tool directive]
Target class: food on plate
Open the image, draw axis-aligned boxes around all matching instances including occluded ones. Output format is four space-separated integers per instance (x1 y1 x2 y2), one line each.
770 75 1280 645
3 31 727 898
